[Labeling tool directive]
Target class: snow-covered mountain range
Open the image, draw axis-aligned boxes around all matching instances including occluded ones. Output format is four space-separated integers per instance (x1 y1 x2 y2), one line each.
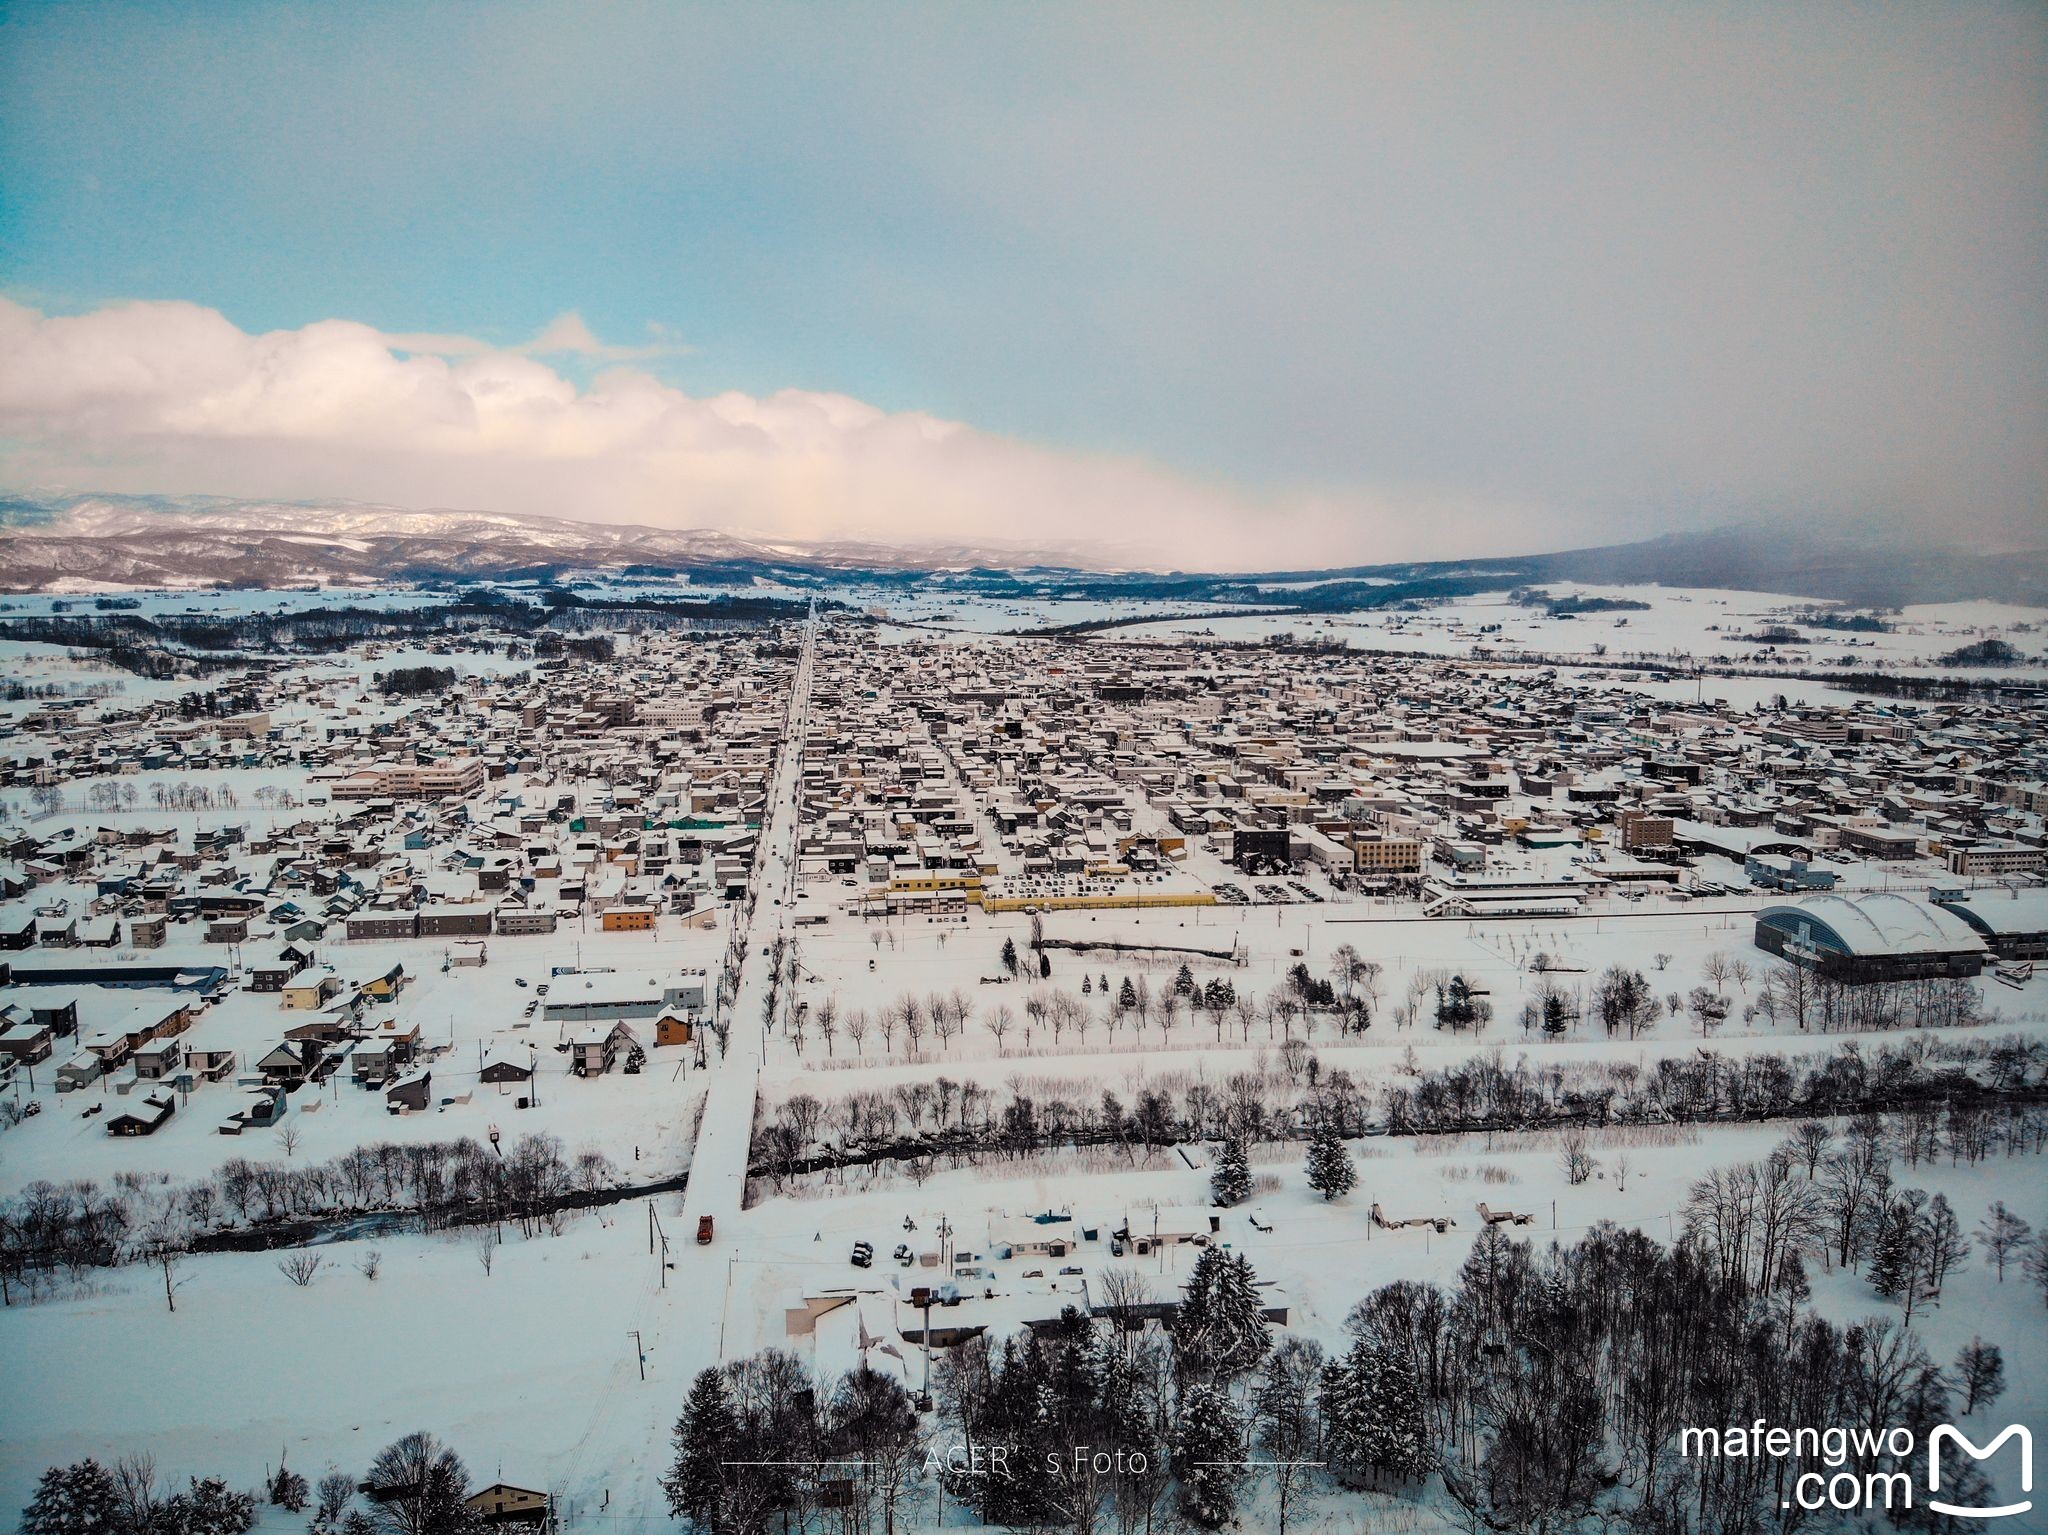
2 492 2042 607
0 494 1125 590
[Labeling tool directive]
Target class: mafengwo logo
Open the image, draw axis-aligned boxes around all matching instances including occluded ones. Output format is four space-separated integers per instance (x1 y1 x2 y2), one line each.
1927 1424 2032 1520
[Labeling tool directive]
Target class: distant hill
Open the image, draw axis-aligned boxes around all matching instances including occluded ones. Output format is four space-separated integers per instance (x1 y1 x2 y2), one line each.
0 492 2040 609
0 494 1118 592
1270 525 2048 609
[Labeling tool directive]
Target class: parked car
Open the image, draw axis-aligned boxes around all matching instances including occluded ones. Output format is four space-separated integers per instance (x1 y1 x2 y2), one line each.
851 1241 875 1268
697 1215 714 1245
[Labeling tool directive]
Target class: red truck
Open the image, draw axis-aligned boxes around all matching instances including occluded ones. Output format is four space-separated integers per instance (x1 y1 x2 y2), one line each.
696 1215 715 1245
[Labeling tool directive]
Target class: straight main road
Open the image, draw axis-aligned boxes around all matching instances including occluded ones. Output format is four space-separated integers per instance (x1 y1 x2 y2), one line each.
679 601 816 1244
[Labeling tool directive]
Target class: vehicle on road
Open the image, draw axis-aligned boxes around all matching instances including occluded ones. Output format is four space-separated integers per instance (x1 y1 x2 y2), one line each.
697 1215 714 1245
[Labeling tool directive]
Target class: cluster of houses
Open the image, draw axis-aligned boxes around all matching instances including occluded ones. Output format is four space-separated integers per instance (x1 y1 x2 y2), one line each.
764 631 2045 953
5 620 2044 1133
784 1205 1291 1383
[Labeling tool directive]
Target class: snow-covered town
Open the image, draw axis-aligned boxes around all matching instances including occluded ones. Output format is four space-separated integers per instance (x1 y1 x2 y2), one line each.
5 4 2046 1531
2 577 2045 1532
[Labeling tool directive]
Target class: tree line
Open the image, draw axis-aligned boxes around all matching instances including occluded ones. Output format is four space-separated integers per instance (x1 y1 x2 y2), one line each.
21 1431 498 1535
750 1032 2047 1185
0 1132 619 1303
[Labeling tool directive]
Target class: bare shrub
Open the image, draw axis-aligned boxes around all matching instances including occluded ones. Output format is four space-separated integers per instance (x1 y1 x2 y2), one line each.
278 1252 323 1287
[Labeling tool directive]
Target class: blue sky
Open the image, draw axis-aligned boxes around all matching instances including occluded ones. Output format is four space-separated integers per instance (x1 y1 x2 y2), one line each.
1 2 2042 563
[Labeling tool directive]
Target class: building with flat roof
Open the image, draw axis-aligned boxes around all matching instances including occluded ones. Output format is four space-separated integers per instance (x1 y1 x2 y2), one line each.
1944 842 2046 878
541 968 707 1023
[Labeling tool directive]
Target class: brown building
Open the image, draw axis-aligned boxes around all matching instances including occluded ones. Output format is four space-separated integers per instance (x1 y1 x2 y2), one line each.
347 912 420 942
1617 811 1675 852
1349 833 1423 874
655 1009 694 1047
420 905 494 937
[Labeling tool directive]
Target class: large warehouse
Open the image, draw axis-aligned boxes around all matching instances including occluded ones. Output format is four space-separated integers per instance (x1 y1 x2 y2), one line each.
1754 892 1989 983
1932 888 2048 962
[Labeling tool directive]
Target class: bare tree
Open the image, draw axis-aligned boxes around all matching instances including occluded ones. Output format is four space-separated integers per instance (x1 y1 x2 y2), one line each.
1786 1120 1834 1178
278 1251 324 1287
276 1123 303 1158
1703 951 1733 996
1095 1266 1154 1356
137 1213 191 1313
315 1471 356 1527
114 1454 162 1533
1558 1129 1598 1186
1979 1201 2032 1282
1254 1336 1326 1535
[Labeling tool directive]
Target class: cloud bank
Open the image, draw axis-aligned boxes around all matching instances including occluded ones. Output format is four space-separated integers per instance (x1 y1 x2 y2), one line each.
0 296 1540 568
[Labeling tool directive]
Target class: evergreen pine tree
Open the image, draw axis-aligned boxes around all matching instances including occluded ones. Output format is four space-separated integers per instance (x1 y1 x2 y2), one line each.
1348 1335 1430 1482
1868 1202 1920 1303
1000 937 1018 976
1174 963 1196 996
1118 977 1138 1011
179 1476 259 1535
1319 1356 1368 1475
268 1466 310 1513
1172 1382 1247 1528
1324 1337 1415 1485
1209 1252 1273 1376
1175 1246 1224 1367
1210 1134 1252 1207
1305 1120 1356 1201
19 1461 122 1535
663 1368 740 1528
1175 1248 1271 1380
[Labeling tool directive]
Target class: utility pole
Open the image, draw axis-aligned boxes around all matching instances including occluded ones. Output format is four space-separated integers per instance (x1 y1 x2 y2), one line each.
920 1290 934 1411
628 1330 645 1381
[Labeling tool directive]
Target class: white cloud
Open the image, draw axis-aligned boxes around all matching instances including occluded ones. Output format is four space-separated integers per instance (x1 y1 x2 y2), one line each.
380 311 690 364
0 296 1539 565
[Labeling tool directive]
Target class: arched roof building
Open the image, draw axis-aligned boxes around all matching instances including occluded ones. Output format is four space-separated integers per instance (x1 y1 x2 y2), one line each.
1755 892 1988 983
